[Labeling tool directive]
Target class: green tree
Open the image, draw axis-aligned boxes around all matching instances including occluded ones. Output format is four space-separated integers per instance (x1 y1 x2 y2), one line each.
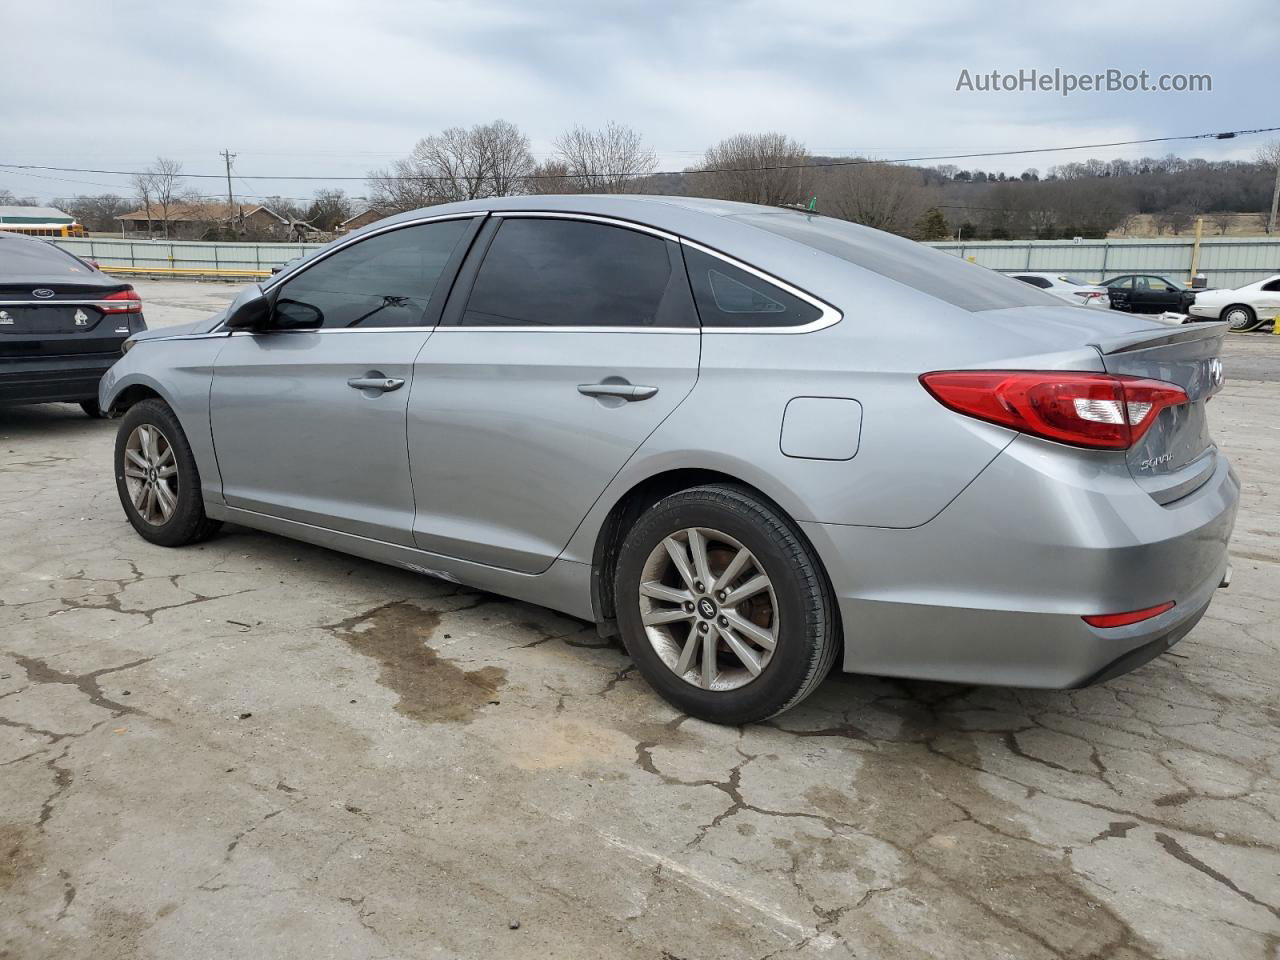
913 207 949 240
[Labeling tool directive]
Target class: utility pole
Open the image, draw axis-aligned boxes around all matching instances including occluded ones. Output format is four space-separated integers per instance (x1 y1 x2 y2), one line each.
220 148 237 233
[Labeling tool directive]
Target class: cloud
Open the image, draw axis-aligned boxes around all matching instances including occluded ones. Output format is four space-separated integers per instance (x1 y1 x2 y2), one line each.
0 0 1274 202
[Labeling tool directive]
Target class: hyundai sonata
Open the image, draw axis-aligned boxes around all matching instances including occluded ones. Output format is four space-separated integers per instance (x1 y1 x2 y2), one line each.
99 196 1238 724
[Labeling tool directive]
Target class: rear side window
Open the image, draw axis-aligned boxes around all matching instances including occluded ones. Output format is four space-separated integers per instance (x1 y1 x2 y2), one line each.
1013 275 1052 288
274 218 471 329
460 218 684 327
682 246 821 328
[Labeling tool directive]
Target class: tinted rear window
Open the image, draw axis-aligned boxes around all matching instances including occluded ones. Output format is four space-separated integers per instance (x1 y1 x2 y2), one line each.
729 212 1056 312
461 218 681 328
0 236 93 279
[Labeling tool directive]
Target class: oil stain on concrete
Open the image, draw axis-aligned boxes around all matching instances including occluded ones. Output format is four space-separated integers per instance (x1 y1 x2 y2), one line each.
327 601 506 724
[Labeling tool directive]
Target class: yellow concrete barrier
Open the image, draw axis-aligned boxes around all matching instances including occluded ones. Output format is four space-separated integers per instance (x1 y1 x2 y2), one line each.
97 265 272 280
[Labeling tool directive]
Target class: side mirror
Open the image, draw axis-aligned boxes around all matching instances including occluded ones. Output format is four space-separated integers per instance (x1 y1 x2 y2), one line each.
224 288 272 330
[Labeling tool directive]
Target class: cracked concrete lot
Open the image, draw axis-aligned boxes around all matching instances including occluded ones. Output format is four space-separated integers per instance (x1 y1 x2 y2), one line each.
1 281 1278 959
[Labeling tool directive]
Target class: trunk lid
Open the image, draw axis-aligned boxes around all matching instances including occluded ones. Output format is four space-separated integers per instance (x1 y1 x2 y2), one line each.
1093 321 1227 503
0 283 135 357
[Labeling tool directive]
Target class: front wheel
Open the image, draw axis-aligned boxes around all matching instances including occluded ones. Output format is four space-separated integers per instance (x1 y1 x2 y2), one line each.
613 485 839 724
1222 304 1260 331
114 399 222 547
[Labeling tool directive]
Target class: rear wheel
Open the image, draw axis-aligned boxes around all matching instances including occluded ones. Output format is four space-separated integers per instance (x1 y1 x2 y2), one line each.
613 484 838 724
1222 304 1260 331
114 399 221 546
80 399 107 419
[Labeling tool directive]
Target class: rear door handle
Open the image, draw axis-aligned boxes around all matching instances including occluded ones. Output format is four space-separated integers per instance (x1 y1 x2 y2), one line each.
347 376 405 393
578 382 659 401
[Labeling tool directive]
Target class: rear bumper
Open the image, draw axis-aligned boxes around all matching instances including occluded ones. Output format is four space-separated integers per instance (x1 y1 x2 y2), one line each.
0 354 117 405
803 437 1239 688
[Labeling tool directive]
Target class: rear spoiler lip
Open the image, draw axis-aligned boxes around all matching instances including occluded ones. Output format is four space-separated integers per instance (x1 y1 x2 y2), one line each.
1092 321 1228 356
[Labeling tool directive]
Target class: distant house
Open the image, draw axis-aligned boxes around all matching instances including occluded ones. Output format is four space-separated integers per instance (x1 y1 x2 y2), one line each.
115 202 291 240
0 205 85 238
336 209 383 235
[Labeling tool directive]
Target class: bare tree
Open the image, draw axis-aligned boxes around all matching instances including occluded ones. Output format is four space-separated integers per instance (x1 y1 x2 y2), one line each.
1257 140 1280 234
131 174 155 236
552 122 657 194
817 161 933 236
65 194 131 233
306 189 354 231
1210 211 1235 235
526 159 573 195
367 119 534 212
133 158 184 238
1155 206 1194 236
692 133 808 206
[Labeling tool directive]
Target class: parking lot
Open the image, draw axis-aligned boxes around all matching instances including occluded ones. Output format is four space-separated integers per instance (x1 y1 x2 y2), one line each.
1 280 1277 959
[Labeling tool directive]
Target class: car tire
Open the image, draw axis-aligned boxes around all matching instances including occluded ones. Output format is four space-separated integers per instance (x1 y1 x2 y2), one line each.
80 399 108 419
1222 304 1260 332
114 398 222 547
613 484 839 725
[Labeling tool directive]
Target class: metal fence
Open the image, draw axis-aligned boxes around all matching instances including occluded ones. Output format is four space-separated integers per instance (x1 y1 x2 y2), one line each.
49 234 1280 289
926 237 1280 288
53 236 324 279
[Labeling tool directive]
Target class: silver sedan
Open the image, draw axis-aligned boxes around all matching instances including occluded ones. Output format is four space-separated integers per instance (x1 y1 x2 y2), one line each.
100 195 1238 724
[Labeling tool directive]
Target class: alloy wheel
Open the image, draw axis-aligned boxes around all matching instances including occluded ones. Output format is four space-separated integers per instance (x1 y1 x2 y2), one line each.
123 424 179 526
638 527 778 690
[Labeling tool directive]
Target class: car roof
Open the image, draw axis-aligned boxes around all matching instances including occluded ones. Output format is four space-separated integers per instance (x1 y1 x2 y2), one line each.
337 194 1054 314
0 231 106 284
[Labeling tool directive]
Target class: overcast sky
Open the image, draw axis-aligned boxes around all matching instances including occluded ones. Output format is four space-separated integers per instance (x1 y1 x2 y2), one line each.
1 0 1275 206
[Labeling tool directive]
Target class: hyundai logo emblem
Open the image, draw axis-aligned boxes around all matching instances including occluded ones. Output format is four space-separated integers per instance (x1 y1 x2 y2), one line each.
1209 357 1224 388
32 288 55 299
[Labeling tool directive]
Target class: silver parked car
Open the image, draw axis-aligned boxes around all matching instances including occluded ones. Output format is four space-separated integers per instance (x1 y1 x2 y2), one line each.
101 196 1238 724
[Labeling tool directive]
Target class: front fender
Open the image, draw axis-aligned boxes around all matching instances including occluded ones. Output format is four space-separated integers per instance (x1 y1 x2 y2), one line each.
100 335 228 506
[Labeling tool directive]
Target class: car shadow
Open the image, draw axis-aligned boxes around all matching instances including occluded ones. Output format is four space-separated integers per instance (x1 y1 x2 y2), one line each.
0 402 110 440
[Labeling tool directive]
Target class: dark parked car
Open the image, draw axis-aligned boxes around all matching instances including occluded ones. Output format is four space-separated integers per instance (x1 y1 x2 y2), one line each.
0 232 146 416
1101 274 1196 315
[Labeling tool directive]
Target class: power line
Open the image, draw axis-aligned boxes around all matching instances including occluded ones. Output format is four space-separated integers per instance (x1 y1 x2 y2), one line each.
2 125 1276 184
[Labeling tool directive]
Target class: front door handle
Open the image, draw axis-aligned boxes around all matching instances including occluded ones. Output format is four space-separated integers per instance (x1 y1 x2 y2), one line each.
347 376 405 393
578 382 659 401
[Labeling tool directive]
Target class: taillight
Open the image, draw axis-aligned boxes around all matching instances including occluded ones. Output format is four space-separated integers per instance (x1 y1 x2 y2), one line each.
1083 601 1175 628
1074 290 1106 302
919 371 1188 450
102 288 142 314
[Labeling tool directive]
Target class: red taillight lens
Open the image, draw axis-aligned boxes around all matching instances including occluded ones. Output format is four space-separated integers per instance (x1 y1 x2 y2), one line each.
1083 601 1175 628
102 288 142 314
919 371 1188 450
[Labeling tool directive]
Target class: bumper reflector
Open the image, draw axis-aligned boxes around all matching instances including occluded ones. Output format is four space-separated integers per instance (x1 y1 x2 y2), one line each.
1083 601 1176 629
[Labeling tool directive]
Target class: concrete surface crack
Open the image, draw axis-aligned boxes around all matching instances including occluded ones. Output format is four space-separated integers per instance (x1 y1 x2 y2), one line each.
1154 832 1280 920
7 652 152 717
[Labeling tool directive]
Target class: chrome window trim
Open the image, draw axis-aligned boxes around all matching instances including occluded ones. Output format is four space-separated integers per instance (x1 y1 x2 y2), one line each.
231 209 840 337
678 238 843 335
227 327 436 336
431 326 699 335
490 210 679 242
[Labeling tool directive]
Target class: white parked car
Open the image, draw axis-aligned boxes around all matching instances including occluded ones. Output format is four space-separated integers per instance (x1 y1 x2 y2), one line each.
1009 272 1110 309
1187 274 1280 331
